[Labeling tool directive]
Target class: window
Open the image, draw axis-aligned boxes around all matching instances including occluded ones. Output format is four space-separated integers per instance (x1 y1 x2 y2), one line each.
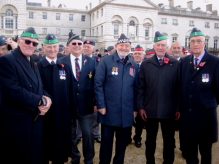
81 15 86 21
42 28 47 34
69 14 73 21
101 8 103 17
97 11 99 18
145 27 149 37
5 9 14 29
92 28 94 36
96 27 98 36
205 22 210 28
172 36 177 43
161 18 167 24
42 12 47 19
189 20 194 27
56 13 61 20
214 39 218 50
215 23 219 29
128 20 138 38
81 30 86 36
101 25 103 36
29 11 34 19
205 38 209 49
113 23 119 35
185 37 189 48
172 19 178 25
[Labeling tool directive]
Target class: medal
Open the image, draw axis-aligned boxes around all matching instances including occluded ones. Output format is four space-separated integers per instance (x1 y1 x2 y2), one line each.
59 70 66 80
88 72 92 79
129 66 135 77
112 67 118 75
202 73 209 83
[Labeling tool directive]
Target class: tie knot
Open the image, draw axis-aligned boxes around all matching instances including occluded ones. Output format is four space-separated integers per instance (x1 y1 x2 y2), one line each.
194 57 199 66
51 61 55 65
158 58 163 65
75 58 79 61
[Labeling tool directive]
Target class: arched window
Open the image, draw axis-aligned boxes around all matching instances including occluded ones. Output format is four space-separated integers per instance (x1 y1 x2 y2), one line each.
0 6 18 30
127 17 139 39
112 15 123 38
143 18 153 40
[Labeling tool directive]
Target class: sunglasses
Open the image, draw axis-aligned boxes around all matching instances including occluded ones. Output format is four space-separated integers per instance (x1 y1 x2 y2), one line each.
72 42 83 46
24 40 38 47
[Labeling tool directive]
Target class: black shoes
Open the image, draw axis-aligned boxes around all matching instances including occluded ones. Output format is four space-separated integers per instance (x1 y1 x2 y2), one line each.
134 140 142 148
94 137 101 143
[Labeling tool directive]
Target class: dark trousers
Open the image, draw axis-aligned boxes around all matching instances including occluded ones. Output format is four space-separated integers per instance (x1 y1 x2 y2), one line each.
183 139 212 164
133 114 144 142
71 114 95 164
99 125 131 164
145 119 175 164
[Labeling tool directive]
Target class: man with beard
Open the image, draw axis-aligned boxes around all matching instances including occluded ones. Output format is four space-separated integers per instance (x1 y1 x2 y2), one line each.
95 33 138 164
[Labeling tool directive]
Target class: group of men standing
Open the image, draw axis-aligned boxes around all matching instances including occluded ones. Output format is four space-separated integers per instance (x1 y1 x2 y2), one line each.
0 26 218 164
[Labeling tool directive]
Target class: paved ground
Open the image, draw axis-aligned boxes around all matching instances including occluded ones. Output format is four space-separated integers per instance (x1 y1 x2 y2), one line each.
66 110 219 164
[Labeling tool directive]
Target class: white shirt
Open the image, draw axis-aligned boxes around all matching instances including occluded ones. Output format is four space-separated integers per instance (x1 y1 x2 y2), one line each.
46 57 57 64
70 54 82 79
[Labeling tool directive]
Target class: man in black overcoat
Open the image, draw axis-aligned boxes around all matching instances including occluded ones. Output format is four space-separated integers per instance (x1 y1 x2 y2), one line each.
0 27 52 164
37 34 74 164
179 27 219 164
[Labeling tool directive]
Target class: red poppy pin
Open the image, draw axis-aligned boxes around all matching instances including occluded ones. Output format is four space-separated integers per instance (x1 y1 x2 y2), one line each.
199 62 206 67
163 57 170 64
60 64 64 68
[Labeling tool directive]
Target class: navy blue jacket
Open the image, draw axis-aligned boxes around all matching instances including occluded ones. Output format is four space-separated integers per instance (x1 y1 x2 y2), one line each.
61 55 96 116
179 51 219 143
95 53 138 128
0 48 45 164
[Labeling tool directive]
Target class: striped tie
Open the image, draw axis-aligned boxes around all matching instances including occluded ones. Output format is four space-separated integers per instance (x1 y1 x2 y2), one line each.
75 58 80 81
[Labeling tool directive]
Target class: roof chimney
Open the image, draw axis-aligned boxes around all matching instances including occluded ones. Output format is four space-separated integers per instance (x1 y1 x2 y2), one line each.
47 0 51 7
206 4 212 12
169 0 174 8
187 1 193 10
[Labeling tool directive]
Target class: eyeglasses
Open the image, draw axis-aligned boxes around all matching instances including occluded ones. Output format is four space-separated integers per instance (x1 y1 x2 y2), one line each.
71 42 83 46
24 39 38 47
190 40 205 45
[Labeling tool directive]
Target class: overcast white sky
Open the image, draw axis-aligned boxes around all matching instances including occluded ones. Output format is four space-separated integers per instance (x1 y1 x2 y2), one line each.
29 0 219 11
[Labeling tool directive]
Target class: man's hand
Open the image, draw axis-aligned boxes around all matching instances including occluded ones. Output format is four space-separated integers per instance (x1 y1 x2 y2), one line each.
175 112 180 120
139 109 147 122
94 106 98 112
38 96 52 116
98 108 106 115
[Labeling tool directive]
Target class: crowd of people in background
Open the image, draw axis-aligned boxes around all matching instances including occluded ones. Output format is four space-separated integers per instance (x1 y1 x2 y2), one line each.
0 26 218 164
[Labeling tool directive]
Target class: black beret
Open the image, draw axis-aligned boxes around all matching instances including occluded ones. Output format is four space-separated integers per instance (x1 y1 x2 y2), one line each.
0 35 7 46
67 34 82 45
83 40 95 46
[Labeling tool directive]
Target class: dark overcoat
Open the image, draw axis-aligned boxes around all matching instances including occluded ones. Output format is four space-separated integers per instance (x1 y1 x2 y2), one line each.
137 54 179 119
0 48 45 164
37 58 74 162
95 53 138 128
179 51 219 143
61 55 96 116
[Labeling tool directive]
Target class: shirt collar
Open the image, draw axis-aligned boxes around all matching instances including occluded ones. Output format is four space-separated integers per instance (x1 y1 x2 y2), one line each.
46 56 57 64
71 54 82 61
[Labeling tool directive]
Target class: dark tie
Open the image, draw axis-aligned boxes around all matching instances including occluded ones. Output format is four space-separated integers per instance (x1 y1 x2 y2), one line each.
159 58 163 66
194 57 198 66
51 61 55 65
75 58 80 81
